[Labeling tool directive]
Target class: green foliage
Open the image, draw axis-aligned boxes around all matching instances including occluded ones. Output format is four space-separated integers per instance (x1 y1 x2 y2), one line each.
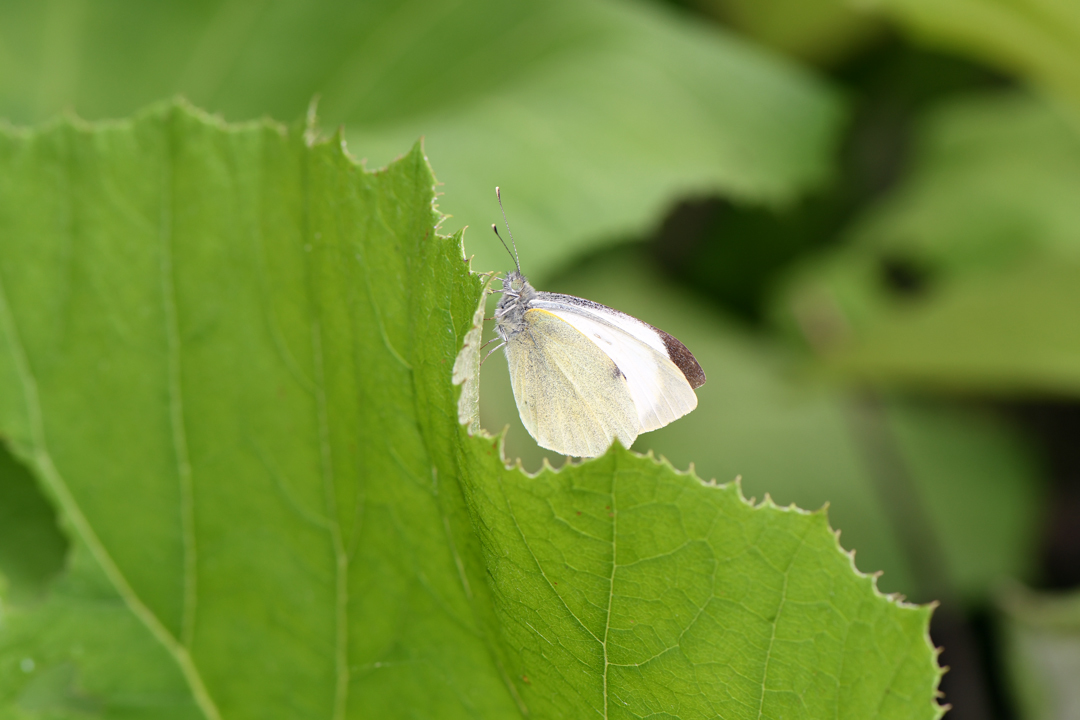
0 0 1076 715
0 0 843 281
461 447 941 719
777 91 1080 395
0 101 942 719
873 0 1080 118
688 0 884 65
483 254 1043 602
999 585 1080 720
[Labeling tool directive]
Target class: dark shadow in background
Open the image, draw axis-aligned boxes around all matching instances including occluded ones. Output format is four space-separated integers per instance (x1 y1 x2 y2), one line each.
1011 403 1080 591
647 34 1049 720
0 442 68 604
651 36 1011 325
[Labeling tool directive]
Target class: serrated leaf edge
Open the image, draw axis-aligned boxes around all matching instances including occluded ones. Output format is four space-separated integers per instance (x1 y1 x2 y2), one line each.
451 256 947 719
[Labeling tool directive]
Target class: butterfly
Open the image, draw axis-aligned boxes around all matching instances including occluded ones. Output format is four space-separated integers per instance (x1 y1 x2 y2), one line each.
488 188 705 458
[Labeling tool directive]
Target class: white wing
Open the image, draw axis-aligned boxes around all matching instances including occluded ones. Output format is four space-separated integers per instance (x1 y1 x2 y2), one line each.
504 308 640 457
531 293 704 433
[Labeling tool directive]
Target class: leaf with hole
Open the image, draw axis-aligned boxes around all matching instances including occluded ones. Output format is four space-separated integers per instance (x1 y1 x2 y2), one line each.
0 101 941 719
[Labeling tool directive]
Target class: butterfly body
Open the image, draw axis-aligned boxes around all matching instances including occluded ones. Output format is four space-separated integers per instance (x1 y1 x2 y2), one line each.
495 269 705 458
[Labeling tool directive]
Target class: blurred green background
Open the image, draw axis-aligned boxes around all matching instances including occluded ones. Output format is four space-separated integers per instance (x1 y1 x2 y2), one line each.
1 0 1078 717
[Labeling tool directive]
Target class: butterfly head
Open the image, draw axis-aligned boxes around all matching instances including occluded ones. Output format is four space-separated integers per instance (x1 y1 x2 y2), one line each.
501 270 531 297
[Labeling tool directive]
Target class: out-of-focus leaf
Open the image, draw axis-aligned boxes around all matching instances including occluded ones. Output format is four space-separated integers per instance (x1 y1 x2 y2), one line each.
691 0 884 65
999 585 1080 720
0 0 842 281
0 443 67 604
885 401 1043 599
483 253 1043 601
647 44 1014 326
871 0 1080 119
0 101 942 719
778 92 1080 396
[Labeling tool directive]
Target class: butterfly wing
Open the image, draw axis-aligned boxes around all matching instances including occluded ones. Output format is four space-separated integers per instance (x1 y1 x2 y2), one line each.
504 308 639 457
531 293 704 433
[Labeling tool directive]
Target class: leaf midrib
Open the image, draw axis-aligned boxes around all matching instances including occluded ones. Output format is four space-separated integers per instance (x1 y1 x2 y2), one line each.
300 142 350 720
157 123 199 653
0 200 223 720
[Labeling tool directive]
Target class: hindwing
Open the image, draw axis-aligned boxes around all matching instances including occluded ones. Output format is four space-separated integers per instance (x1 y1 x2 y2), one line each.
503 308 639 457
531 293 701 432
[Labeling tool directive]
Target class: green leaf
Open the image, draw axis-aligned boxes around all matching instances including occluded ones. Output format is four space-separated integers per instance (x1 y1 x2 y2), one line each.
484 253 1043 602
0 0 843 281
460 447 942 719
0 101 941 718
998 585 1080 720
689 0 884 66
776 91 1080 396
870 0 1080 119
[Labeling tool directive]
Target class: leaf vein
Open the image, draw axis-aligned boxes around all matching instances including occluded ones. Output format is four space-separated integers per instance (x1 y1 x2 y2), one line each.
499 476 603 648
309 311 350 720
0 262 223 720
159 134 199 650
601 462 620 720
755 526 812 720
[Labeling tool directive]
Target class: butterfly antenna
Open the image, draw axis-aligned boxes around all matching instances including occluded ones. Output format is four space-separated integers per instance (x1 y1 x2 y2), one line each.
491 224 516 271
494 186 521 273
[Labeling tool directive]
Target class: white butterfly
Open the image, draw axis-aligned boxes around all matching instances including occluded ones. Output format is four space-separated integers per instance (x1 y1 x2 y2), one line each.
489 189 705 458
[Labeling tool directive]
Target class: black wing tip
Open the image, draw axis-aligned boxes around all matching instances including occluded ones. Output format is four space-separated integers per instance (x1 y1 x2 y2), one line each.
658 330 706 389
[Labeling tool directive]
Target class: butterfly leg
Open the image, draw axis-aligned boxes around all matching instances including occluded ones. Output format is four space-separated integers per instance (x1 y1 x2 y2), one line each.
480 341 506 365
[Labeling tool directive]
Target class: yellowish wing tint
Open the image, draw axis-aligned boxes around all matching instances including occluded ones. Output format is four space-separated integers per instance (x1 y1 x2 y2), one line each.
540 307 698 432
504 309 638 457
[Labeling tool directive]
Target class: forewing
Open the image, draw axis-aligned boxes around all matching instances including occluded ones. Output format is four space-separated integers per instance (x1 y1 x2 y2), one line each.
532 293 701 432
504 309 639 457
